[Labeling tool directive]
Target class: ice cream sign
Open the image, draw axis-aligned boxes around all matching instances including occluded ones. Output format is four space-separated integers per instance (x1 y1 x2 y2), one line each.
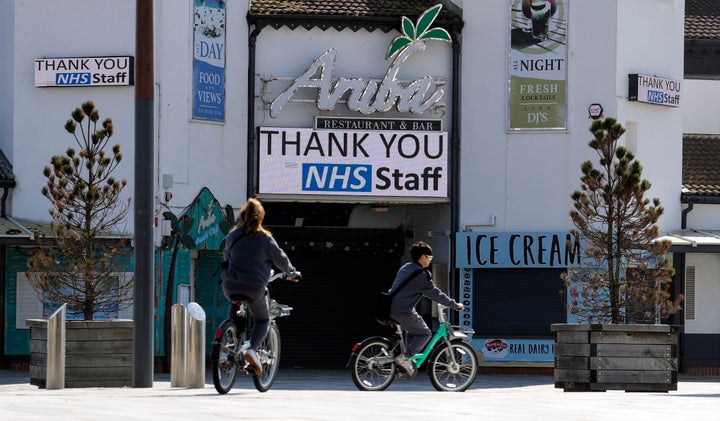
35 56 134 87
269 5 452 117
628 73 681 107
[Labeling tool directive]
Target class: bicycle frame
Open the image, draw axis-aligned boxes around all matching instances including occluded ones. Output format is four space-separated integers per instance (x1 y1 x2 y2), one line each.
349 302 477 392
404 305 469 368
364 304 470 370
211 270 297 393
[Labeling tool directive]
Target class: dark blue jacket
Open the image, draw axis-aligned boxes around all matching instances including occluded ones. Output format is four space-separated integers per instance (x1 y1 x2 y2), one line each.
221 226 295 296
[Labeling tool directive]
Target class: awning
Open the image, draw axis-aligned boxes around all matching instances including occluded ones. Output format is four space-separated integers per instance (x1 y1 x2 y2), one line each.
0 217 131 246
0 217 36 245
657 229 720 253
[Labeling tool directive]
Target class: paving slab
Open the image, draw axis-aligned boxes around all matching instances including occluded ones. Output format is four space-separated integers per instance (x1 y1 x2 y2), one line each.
1 369 719 421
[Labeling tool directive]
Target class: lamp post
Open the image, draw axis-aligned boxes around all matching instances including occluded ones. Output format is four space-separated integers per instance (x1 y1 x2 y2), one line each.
134 0 154 388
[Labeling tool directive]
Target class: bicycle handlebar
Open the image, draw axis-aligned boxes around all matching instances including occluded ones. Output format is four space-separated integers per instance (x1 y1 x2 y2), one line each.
269 270 302 283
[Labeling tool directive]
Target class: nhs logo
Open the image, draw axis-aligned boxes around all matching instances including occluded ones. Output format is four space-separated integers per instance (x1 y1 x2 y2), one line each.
55 72 91 85
302 163 371 192
646 90 664 104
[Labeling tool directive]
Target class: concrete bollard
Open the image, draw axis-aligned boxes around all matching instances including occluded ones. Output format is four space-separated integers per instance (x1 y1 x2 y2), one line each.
46 304 66 390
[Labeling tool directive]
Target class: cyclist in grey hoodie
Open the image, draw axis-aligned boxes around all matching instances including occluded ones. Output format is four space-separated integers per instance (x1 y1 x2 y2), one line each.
221 198 300 375
389 241 464 374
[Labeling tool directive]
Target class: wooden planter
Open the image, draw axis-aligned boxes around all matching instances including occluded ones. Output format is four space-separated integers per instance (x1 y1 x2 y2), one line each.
552 323 681 392
27 319 133 388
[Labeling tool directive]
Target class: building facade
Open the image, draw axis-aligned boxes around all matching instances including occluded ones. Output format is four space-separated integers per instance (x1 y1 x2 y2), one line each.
2 0 705 372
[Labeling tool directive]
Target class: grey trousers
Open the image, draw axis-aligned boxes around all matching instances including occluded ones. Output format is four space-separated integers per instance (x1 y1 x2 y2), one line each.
390 310 432 357
227 286 270 351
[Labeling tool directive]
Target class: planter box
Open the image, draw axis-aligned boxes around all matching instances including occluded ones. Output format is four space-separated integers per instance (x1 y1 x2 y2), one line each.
552 323 681 392
27 319 133 388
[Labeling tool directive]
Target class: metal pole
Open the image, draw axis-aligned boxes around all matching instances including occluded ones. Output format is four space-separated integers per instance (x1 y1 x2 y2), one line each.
134 0 155 388
46 304 66 390
170 304 188 387
186 302 206 389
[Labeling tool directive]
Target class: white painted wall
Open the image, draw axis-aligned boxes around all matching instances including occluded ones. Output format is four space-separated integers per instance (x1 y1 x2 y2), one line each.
683 79 720 134
154 0 249 222
685 254 720 334
2 0 686 247
0 0 15 160
7 0 136 226
684 204 720 230
616 0 685 233
460 0 683 235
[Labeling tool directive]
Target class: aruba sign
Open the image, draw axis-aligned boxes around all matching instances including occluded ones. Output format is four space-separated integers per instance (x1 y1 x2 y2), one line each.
270 5 452 117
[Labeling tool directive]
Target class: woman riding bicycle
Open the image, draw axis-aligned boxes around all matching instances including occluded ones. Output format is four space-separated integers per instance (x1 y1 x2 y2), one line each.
389 241 464 374
221 198 300 375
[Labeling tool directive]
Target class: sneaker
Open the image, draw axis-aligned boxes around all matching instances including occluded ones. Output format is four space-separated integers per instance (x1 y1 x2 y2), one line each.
393 355 414 374
244 349 263 375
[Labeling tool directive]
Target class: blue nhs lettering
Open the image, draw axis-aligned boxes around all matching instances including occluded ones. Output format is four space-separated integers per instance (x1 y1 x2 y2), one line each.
646 90 664 104
302 163 371 192
56 73 91 85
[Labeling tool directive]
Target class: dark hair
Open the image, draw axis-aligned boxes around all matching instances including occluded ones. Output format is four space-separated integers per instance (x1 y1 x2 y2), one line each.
234 198 271 236
410 241 432 263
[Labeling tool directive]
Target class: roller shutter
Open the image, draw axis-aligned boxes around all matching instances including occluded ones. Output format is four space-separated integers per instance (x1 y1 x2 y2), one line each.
472 268 566 337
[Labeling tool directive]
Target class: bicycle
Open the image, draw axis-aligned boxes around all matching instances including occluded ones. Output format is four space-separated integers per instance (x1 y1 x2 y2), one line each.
211 270 300 393
348 303 478 392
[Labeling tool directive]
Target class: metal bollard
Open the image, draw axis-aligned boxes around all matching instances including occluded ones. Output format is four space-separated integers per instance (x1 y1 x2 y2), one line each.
170 303 188 387
46 304 66 390
186 302 206 388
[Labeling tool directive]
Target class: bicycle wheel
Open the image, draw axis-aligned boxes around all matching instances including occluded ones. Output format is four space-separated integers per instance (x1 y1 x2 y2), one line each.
252 324 281 392
211 322 241 394
350 339 396 391
428 341 478 392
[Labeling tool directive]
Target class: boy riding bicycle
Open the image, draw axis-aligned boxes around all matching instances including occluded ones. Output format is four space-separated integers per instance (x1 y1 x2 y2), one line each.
388 241 464 374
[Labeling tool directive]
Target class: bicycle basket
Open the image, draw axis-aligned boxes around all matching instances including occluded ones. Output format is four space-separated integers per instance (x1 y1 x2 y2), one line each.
269 299 293 317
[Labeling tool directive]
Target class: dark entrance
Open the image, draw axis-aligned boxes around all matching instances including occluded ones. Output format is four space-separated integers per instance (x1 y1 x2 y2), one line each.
196 226 405 368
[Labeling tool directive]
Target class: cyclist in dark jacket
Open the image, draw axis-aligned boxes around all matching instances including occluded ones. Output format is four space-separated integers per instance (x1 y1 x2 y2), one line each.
221 198 299 374
389 241 463 373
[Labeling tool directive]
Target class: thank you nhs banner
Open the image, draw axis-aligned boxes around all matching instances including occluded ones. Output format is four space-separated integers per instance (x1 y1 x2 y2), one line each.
192 0 226 121
258 127 448 200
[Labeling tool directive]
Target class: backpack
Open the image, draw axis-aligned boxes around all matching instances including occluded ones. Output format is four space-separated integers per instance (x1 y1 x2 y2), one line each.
373 269 423 325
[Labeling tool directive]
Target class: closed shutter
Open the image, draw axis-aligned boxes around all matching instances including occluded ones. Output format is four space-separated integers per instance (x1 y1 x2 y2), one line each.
196 228 403 368
472 268 566 337
268 254 399 368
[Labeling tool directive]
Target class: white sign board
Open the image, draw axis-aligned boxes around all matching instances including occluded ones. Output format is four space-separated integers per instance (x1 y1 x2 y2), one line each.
628 73 680 107
35 56 134 87
258 127 448 201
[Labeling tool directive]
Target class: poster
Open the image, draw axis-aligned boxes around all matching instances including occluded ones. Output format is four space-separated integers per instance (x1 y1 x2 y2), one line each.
509 0 568 130
192 0 226 121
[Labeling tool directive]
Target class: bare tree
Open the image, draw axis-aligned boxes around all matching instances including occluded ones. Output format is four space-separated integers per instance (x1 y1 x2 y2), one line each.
27 101 133 320
562 117 682 324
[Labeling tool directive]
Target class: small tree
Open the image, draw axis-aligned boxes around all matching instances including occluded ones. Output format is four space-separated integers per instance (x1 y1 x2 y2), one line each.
562 117 682 324
27 101 132 320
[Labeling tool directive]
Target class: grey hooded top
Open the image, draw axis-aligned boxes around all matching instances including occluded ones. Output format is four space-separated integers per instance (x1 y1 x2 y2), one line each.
389 262 458 314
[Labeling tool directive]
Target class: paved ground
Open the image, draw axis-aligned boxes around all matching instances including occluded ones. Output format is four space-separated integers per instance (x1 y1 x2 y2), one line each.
1 369 719 420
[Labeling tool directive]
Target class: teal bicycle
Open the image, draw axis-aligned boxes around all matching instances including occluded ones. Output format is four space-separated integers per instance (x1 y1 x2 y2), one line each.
348 303 478 392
